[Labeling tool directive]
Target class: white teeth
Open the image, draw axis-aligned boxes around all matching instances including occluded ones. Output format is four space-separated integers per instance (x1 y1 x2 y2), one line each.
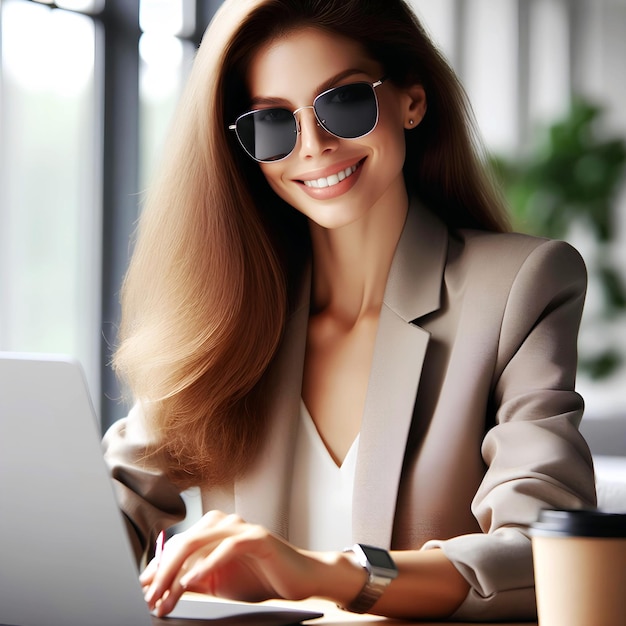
303 164 358 188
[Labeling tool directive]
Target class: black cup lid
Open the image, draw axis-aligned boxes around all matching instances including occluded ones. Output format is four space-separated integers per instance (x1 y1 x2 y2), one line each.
531 509 626 538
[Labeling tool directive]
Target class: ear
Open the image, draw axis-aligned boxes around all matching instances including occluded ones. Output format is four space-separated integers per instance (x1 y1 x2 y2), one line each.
402 84 427 130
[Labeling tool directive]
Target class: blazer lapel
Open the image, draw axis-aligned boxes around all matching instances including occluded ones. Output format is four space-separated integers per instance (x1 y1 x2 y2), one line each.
234 201 449 547
352 200 449 547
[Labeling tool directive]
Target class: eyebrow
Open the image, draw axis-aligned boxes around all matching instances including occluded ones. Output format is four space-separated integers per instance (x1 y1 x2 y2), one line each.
249 68 373 108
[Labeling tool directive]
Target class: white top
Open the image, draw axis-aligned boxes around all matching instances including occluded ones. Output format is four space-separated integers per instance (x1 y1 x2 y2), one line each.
288 400 359 551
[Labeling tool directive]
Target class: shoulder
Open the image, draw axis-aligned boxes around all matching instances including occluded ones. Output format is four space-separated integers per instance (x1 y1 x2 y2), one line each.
450 228 587 288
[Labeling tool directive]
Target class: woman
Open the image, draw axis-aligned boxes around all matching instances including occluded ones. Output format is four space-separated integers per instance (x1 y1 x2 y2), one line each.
103 0 596 621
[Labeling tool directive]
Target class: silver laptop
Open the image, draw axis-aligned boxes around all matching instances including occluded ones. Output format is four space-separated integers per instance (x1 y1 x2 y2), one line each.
0 353 322 626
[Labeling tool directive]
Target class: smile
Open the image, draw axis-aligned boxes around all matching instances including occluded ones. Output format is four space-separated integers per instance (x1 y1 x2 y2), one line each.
302 162 359 189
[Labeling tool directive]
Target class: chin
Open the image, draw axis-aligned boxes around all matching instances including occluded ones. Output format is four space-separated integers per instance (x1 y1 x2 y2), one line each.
274 186 376 231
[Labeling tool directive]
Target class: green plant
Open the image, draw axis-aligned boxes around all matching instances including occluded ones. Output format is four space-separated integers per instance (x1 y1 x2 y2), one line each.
490 98 626 379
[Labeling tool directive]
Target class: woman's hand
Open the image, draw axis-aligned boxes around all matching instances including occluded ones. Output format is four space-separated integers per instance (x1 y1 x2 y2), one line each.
139 510 470 620
139 511 350 618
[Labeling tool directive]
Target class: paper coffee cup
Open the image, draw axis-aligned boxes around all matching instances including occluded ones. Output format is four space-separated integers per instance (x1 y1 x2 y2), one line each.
531 509 626 626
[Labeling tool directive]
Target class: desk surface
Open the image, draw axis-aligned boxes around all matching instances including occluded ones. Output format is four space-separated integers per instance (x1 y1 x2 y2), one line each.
169 595 537 626
269 599 536 626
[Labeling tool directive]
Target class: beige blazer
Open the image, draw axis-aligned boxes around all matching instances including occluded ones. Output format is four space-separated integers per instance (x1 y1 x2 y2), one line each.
103 200 596 621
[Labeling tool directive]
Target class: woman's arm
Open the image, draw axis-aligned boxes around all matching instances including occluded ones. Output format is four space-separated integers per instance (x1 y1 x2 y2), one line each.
140 511 469 619
420 239 596 620
102 403 186 564
361 548 470 618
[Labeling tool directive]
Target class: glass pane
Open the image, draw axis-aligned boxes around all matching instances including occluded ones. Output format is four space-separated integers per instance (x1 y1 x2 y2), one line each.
409 0 456 64
140 0 195 37
0 0 102 406
461 0 519 154
139 32 194 187
56 0 105 13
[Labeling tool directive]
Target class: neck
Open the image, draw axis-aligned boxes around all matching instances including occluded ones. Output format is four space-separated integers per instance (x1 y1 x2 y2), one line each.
308 190 409 325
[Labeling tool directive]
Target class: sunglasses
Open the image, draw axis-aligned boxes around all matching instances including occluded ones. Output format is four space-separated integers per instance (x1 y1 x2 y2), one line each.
228 77 386 163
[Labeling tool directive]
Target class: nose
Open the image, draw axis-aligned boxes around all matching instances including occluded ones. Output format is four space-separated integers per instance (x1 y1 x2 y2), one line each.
294 106 337 157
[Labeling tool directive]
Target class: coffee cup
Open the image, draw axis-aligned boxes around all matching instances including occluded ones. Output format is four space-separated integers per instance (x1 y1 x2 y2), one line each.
531 509 626 626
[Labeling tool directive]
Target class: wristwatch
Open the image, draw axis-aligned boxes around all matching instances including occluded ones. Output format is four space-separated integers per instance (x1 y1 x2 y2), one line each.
342 543 398 613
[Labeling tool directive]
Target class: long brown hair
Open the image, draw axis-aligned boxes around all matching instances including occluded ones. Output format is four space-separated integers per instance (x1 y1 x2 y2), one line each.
113 0 510 487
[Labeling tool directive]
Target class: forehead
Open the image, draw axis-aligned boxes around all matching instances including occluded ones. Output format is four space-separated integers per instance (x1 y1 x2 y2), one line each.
246 27 379 99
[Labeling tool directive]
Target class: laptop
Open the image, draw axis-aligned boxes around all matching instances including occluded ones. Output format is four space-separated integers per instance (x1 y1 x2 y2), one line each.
0 353 322 626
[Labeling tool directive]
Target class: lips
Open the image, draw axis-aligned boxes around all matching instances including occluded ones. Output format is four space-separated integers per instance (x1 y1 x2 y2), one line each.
302 162 359 189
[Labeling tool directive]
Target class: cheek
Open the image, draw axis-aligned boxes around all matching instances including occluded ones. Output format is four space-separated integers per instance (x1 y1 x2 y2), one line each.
373 122 407 173
375 102 408 161
259 164 280 189
259 165 292 201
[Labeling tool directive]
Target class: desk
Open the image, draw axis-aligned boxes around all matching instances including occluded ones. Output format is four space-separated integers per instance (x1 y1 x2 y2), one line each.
263 599 537 626
155 595 537 626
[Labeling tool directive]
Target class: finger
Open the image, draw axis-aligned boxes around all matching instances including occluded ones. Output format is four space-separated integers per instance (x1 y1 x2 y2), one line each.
144 524 238 609
143 537 192 609
145 513 252 610
139 557 158 586
154 579 187 618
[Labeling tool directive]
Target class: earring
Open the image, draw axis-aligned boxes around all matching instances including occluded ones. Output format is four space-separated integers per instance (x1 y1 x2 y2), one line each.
409 120 414 125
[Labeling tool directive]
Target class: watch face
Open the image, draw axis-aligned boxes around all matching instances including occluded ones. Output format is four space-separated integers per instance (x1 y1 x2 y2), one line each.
361 545 396 570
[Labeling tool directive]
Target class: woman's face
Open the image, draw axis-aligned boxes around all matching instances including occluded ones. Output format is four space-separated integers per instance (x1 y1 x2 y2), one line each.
245 27 426 230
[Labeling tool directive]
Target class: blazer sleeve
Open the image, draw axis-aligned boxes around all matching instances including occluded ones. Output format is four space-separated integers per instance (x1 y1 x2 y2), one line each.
102 403 186 565
422 239 597 621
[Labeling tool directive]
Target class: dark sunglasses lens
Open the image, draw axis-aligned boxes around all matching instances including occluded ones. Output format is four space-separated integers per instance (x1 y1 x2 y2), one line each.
315 83 377 138
236 108 296 162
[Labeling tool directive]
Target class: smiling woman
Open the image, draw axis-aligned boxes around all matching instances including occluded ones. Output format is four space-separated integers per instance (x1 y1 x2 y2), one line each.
101 0 596 622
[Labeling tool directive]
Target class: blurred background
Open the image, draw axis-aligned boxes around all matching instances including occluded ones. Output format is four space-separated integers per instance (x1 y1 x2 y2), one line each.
1 0 625 451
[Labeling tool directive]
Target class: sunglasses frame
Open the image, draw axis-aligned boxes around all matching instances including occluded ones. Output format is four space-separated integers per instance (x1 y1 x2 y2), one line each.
228 77 386 163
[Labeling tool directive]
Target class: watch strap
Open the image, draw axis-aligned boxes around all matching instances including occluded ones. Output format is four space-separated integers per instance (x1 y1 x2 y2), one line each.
341 545 397 614
344 576 390 613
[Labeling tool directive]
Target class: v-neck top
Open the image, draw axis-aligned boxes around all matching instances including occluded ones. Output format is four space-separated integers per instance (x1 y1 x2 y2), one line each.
288 400 359 551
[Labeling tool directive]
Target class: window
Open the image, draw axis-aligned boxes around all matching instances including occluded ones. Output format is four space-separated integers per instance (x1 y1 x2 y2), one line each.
0 0 102 405
0 0 214 428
